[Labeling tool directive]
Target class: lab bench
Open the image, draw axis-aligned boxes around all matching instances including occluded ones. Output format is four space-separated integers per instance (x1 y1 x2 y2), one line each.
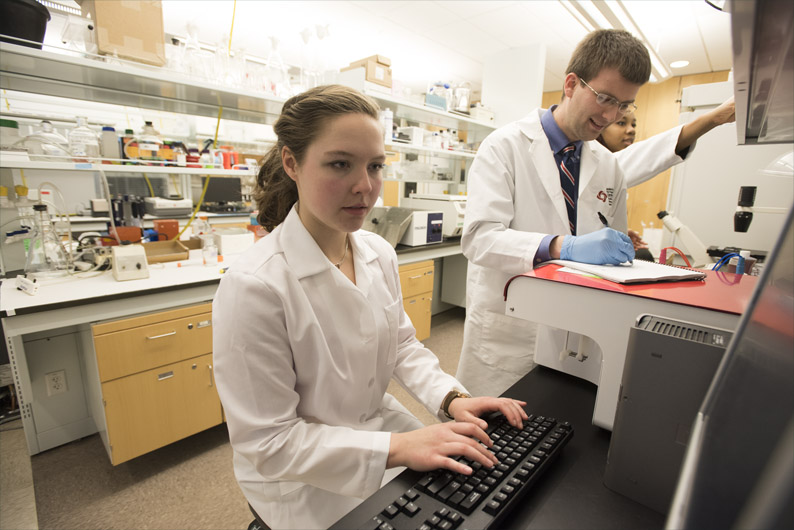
1 240 464 460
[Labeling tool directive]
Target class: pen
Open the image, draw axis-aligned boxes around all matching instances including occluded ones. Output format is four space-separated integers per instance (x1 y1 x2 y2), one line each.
598 212 633 264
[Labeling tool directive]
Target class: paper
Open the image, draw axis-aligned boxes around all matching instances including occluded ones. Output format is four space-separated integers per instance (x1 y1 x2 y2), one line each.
549 259 706 284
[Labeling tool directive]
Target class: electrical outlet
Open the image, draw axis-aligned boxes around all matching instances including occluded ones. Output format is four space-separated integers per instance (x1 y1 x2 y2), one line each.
45 370 67 397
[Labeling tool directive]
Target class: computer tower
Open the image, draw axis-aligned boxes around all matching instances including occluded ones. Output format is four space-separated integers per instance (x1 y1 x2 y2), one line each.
604 314 732 514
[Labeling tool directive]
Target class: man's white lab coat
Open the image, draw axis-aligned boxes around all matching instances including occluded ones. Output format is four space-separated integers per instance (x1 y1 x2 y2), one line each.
457 108 683 397
213 206 463 529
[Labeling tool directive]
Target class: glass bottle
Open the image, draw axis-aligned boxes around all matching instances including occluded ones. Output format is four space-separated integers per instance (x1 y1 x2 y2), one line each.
23 120 70 161
201 234 219 266
69 116 100 162
24 204 70 278
135 121 164 163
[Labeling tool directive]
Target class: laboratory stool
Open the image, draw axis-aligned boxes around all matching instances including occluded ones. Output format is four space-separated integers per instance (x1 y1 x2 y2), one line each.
247 503 273 530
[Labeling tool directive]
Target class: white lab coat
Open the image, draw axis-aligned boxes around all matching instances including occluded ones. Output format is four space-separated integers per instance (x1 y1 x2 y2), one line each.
615 124 692 188
456 108 682 397
213 206 463 530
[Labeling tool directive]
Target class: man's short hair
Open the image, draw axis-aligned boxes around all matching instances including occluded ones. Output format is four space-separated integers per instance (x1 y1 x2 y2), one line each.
565 29 651 85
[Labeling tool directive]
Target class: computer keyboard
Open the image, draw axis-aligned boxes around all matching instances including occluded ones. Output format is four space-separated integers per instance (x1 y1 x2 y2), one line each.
361 413 574 530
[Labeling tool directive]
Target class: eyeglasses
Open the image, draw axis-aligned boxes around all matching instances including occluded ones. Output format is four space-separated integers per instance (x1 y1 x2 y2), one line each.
579 77 638 115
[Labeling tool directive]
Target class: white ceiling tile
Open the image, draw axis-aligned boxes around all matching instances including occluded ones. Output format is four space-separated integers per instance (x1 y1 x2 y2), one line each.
428 19 507 62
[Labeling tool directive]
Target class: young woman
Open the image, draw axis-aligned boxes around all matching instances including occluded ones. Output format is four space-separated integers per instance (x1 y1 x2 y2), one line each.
212 85 527 530
598 110 637 153
596 98 735 255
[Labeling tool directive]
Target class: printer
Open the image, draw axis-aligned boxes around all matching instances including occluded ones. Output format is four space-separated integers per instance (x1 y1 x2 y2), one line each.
401 193 466 237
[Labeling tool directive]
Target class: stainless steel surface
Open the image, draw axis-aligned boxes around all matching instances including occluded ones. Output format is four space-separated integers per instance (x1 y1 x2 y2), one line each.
363 206 413 248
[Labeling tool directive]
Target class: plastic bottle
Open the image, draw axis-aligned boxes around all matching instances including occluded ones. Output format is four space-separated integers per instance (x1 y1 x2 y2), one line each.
0 119 22 150
24 203 70 278
14 185 35 230
186 147 201 167
121 129 135 163
172 142 188 167
100 126 120 163
69 116 100 162
382 108 393 144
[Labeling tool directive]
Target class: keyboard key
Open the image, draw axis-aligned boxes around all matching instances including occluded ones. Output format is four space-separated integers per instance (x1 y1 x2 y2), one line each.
483 500 502 515
438 480 462 501
459 491 483 514
404 502 421 516
448 491 466 506
381 504 399 519
438 521 453 530
404 488 419 501
394 496 407 508
428 472 454 495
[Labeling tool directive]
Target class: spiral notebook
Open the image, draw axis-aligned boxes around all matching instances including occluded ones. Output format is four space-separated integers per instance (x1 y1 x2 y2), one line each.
548 259 707 284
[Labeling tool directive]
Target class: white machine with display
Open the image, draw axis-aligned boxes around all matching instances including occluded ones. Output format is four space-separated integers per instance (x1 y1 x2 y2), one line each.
401 193 466 238
399 210 443 246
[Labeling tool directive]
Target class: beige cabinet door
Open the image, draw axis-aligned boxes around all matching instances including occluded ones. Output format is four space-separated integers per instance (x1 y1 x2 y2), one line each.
403 294 432 342
102 353 222 465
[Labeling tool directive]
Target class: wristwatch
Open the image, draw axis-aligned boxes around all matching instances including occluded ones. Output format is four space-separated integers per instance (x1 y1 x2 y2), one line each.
442 389 472 419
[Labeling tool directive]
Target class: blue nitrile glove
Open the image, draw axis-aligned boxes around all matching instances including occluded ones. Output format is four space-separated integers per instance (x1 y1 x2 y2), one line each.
560 227 635 265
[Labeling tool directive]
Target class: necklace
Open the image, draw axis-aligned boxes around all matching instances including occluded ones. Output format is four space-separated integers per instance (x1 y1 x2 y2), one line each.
333 236 349 268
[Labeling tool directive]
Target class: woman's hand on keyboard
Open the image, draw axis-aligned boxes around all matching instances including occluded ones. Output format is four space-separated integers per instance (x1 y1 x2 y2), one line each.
387 422 498 475
448 397 528 431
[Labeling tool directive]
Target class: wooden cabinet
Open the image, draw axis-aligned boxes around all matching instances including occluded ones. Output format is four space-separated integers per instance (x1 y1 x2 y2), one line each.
91 303 222 465
400 260 434 341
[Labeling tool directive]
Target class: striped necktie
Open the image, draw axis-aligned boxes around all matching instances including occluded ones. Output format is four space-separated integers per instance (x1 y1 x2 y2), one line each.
559 143 577 234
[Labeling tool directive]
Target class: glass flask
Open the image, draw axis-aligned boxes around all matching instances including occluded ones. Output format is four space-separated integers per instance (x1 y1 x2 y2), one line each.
24 204 71 278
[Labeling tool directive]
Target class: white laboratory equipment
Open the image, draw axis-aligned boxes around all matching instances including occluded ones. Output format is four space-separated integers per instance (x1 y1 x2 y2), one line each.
401 193 466 238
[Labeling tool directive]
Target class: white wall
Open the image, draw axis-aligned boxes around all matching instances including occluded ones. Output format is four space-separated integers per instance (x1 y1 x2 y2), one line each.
481 44 546 127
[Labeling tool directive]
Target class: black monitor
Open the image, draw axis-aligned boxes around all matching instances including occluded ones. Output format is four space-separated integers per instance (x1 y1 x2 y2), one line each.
201 177 242 204
666 204 794 529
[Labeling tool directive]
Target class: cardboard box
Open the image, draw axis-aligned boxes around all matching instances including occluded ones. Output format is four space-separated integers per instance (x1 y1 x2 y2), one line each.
213 229 255 256
349 54 391 68
341 55 392 88
143 239 188 263
79 0 166 66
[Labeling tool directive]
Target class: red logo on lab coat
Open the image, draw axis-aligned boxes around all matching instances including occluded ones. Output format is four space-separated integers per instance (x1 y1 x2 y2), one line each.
596 190 608 202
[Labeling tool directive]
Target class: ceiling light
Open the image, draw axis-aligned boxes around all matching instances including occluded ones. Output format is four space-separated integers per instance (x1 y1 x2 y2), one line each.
558 0 672 82
670 60 690 68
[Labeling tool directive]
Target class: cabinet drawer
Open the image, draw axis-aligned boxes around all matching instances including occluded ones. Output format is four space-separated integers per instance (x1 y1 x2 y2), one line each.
102 353 222 465
399 260 434 299
404 294 432 342
93 311 213 382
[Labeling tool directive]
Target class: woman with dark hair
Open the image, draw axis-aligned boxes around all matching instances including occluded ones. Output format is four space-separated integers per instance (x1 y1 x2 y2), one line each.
212 85 527 530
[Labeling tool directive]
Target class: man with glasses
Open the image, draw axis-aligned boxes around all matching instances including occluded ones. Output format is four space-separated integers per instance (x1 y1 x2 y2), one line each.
457 29 682 398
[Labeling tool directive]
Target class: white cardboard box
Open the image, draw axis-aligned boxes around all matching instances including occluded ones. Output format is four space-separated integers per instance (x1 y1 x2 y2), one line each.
213 230 255 256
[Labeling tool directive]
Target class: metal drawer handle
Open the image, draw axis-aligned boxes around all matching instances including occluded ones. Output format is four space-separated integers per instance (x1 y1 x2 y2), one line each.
208 364 214 387
146 331 176 340
409 275 423 280
158 371 174 381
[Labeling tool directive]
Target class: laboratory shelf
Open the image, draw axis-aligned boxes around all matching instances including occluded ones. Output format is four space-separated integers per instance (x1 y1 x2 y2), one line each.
0 42 285 125
365 90 496 141
0 159 256 177
386 141 477 160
